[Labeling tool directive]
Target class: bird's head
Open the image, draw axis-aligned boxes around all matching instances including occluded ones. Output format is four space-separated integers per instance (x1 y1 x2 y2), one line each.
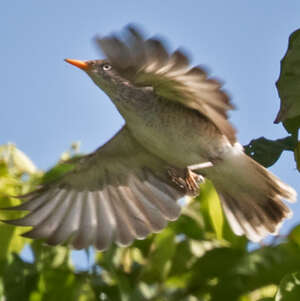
65 58 127 97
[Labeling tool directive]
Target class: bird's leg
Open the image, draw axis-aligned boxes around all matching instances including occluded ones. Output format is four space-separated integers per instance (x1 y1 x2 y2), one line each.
167 167 205 196
187 161 214 171
185 168 204 194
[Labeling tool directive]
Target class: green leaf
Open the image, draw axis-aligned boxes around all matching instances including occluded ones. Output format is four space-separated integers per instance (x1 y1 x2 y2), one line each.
0 197 29 260
186 243 300 300
0 223 28 261
170 212 204 240
275 28 300 134
293 141 300 172
0 144 37 175
168 240 193 277
30 269 91 301
10 145 37 175
244 136 296 167
141 228 176 282
274 272 300 301
288 224 300 246
30 241 71 269
222 216 248 250
198 180 224 240
41 162 75 185
1 254 39 301
0 154 32 260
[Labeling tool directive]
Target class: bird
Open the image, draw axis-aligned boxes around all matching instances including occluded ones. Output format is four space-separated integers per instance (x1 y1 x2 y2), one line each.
4 26 296 250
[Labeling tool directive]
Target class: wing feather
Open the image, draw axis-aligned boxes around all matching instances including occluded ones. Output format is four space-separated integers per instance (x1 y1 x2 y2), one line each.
94 191 116 250
22 190 71 239
7 189 64 227
47 191 82 245
129 176 168 232
71 192 98 249
117 185 152 239
4 127 185 250
8 188 57 212
106 185 136 246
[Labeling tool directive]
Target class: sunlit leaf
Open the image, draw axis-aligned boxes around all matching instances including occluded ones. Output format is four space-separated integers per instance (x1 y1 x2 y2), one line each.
0 153 32 260
246 284 277 301
198 181 224 240
274 271 300 301
41 162 75 185
288 224 300 246
10 146 37 175
0 144 37 175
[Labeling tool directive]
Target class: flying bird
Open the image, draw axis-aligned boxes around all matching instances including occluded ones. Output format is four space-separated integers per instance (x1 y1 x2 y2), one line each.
5 26 296 250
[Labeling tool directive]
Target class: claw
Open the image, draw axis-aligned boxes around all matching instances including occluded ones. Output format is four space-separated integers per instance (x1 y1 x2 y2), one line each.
167 167 204 196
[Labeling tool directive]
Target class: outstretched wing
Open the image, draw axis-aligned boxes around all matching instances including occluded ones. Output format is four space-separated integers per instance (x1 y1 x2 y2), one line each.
5 127 184 250
96 26 236 144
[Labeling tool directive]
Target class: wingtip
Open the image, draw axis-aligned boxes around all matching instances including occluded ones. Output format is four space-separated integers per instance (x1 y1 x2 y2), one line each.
126 23 144 37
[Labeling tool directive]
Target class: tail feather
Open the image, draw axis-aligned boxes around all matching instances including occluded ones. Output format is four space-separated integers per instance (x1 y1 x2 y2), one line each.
206 144 296 242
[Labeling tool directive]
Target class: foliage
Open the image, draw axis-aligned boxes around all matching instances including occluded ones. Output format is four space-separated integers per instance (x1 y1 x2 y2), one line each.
1 29 300 301
275 29 300 134
246 28 300 172
274 272 300 301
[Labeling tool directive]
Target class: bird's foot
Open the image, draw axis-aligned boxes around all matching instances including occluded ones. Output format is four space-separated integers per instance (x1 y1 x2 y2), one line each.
167 167 204 196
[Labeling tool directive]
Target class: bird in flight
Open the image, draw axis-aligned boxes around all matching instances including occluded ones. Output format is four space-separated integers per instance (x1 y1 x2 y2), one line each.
5 26 296 250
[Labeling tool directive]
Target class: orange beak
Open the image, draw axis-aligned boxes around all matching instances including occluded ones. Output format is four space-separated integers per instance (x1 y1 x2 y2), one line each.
64 58 90 70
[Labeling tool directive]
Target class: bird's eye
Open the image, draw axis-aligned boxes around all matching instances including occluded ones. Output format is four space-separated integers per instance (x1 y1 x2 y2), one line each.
102 64 112 71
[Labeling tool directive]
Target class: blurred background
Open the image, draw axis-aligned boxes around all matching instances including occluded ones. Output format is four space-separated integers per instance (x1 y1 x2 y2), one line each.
1 1 300 299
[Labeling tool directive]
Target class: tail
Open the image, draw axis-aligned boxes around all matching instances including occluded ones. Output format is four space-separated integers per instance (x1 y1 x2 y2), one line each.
206 143 296 242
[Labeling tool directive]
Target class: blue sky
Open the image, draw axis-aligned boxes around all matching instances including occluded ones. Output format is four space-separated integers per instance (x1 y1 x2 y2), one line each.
1 1 300 266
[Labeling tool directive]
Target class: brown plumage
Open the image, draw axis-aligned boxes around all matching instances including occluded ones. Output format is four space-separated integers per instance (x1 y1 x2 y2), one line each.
3 26 296 249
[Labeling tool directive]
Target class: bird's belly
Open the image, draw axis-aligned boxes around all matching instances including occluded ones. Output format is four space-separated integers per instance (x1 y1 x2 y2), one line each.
126 105 231 168
141 134 208 167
